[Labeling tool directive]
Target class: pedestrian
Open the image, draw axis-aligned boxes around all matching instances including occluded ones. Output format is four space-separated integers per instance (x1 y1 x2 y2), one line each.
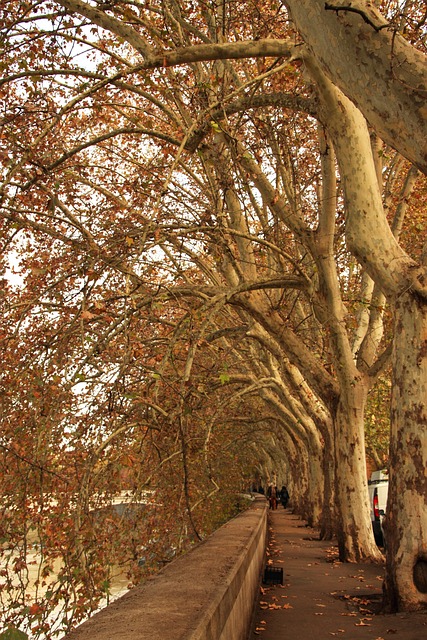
267 483 278 510
279 485 289 508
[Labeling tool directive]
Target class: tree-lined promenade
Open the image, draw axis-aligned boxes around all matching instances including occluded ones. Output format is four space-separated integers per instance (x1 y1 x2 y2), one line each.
0 1 426 636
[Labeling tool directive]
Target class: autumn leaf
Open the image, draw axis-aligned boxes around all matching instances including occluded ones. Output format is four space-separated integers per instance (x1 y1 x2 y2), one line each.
29 603 43 616
81 309 96 320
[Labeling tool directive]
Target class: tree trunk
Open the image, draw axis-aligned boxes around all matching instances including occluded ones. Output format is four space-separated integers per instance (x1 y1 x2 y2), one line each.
333 383 383 562
385 292 427 610
305 53 427 607
319 425 336 541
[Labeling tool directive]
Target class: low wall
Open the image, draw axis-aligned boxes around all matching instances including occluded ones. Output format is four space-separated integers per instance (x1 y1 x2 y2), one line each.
63 495 268 640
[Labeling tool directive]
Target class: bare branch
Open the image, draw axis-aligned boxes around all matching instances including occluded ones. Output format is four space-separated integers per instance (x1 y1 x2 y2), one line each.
324 3 389 31
56 0 155 60
146 39 296 69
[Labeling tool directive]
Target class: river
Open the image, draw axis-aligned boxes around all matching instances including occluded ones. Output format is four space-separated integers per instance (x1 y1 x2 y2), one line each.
1 493 150 639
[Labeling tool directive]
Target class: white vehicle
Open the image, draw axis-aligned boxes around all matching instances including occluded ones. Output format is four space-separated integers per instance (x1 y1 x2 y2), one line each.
368 469 389 547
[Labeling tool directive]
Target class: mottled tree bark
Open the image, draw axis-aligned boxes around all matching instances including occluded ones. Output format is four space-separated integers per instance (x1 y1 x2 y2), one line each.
305 54 427 609
385 292 427 610
284 0 427 174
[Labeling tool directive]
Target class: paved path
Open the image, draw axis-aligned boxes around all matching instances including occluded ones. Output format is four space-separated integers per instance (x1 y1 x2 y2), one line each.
249 509 427 640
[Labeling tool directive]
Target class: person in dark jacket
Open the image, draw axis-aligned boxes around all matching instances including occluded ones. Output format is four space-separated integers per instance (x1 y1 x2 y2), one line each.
279 486 289 508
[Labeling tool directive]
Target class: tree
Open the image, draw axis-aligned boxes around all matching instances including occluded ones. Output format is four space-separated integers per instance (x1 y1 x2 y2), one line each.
301 49 427 609
156 0 427 607
0 256 265 635
1 0 379 563
281 3 427 606
1 0 426 618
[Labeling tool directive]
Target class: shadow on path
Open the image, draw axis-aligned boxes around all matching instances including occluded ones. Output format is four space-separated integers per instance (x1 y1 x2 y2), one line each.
249 509 427 640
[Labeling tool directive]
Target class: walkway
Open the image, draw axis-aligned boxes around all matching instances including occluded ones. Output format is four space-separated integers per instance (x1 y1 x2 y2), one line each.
250 509 427 640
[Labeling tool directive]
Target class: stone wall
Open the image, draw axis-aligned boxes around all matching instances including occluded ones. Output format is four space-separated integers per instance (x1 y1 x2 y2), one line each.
63 495 268 640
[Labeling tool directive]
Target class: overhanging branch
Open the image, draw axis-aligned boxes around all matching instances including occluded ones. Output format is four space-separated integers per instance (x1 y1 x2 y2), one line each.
146 39 296 68
324 3 389 32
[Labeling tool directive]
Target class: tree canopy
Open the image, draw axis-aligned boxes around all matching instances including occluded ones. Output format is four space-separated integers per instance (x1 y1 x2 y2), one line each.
1 0 426 635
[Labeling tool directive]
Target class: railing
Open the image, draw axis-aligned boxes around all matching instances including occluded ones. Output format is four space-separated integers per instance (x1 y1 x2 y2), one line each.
63 495 268 640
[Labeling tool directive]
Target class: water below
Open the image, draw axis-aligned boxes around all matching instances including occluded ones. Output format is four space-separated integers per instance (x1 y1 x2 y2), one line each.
1 494 150 638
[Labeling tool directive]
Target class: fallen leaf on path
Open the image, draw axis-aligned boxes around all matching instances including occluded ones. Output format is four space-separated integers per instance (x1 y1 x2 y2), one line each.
314 612 324 616
355 620 371 626
282 603 293 609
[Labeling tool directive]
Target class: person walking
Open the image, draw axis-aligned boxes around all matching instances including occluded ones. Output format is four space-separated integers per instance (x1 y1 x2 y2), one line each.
279 485 289 508
267 483 278 510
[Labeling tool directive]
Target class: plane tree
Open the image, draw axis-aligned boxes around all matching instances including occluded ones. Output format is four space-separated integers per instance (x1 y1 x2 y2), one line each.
1 0 426 616
0 0 384 559
0 239 269 634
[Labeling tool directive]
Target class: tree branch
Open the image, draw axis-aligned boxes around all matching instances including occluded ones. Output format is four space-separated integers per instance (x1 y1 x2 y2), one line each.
56 0 155 60
186 92 317 152
146 39 296 68
324 3 389 32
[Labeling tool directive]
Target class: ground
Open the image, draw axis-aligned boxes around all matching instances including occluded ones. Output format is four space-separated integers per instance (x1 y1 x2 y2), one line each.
250 509 427 640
